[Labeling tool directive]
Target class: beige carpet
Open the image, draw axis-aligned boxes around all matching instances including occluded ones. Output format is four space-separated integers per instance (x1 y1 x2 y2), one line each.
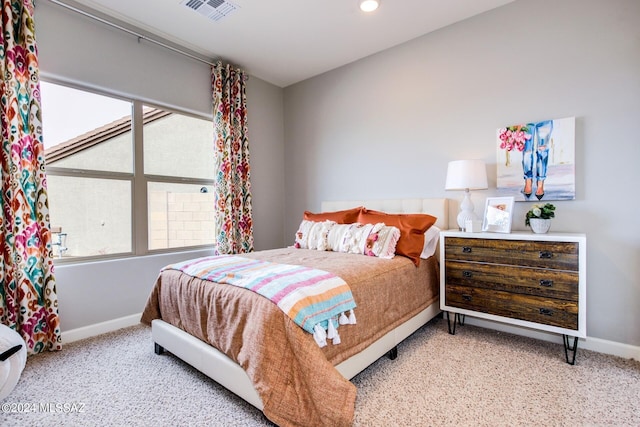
1 318 639 426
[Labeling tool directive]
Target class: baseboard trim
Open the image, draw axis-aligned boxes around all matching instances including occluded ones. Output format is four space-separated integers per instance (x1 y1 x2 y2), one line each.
463 317 640 361
62 313 142 344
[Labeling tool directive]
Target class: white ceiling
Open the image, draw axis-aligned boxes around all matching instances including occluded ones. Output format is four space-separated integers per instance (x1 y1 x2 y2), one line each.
65 0 514 88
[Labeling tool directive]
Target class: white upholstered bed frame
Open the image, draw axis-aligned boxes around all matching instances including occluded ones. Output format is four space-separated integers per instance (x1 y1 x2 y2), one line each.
151 198 449 410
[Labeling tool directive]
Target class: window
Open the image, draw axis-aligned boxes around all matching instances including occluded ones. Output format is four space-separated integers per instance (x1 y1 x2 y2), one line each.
47 176 132 257
147 182 215 250
41 82 215 261
143 106 215 250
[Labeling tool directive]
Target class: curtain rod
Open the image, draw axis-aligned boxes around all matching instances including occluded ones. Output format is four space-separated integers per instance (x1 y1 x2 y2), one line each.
46 0 216 67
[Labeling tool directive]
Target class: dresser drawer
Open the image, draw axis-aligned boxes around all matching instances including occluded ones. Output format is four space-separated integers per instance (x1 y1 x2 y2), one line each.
445 237 579 271
445 260 579 301
445 284 578 330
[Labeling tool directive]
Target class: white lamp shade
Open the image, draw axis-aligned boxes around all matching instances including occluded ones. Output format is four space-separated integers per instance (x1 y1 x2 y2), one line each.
445 159 488 191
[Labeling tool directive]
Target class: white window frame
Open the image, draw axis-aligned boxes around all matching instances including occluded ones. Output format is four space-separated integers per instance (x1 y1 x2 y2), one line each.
43 80 215 264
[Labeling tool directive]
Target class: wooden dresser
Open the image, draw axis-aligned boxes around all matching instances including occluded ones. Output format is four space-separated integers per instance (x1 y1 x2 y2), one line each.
439 230 586 364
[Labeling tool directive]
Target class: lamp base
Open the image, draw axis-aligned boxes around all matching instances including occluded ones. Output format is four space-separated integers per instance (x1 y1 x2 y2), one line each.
457 190 478 230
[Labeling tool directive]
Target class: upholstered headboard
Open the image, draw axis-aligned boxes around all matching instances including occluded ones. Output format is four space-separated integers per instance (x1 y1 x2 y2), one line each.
321 198 449 230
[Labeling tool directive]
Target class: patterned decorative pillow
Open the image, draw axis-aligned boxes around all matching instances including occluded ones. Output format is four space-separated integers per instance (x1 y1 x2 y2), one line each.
294 220 335 250
327 223 371 254
365 223 401 259
327 223 400 258
358 209 437 266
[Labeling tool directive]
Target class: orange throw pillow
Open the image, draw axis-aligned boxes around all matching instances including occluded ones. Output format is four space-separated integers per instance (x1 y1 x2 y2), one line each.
357 209 437 266
303 207 363 224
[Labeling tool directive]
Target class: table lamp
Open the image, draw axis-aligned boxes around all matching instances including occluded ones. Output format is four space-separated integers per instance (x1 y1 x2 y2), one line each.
445 159 488 230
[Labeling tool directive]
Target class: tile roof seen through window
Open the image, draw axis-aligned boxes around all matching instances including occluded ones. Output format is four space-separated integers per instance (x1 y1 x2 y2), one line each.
44 108 171 163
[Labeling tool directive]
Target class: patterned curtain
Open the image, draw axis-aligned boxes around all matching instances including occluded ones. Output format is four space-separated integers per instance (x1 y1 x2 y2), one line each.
0 0 61 353
211 62 254 254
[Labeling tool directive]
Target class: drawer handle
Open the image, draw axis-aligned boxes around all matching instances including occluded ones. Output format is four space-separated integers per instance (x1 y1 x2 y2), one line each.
462 294 472 301
539 279 554 287
462 246 472 253
539 251 553 259
462 271 473 278
539 308 553 316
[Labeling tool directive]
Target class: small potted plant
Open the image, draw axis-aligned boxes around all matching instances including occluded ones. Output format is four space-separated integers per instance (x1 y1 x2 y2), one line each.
525 203 555 234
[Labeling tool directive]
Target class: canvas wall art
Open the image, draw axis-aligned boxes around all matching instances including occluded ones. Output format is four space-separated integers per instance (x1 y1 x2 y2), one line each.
496 116 575 201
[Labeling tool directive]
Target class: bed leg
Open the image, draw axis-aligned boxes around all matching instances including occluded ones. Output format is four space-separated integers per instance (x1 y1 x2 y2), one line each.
154 342 165 355
387 346 398 360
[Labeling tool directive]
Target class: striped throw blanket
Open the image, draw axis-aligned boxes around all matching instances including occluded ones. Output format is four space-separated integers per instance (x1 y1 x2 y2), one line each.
163 256 357 347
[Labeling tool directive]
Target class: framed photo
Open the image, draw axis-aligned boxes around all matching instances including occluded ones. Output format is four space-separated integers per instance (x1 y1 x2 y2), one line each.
482 197 514 233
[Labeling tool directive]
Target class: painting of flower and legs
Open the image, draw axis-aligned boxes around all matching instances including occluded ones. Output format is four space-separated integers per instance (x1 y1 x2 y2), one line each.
497 117 576 202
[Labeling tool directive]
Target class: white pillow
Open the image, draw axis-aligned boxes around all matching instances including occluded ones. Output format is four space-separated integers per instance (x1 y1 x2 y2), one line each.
294 220 335 250
420 225 441 259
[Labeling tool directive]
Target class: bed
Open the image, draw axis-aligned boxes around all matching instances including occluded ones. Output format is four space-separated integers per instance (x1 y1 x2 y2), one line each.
141 198 449 426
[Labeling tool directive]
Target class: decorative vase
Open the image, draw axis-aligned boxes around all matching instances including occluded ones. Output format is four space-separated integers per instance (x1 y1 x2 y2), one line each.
529 218 551 234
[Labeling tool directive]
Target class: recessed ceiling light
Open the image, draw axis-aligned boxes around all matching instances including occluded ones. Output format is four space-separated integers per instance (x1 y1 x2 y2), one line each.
359 0 380 13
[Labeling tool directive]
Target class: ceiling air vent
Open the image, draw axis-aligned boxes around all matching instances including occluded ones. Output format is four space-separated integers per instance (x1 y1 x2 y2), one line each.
181 0 239 22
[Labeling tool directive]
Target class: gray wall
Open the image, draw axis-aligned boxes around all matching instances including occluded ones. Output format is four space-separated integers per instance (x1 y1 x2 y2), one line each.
283 0 640 346
35 0 285 332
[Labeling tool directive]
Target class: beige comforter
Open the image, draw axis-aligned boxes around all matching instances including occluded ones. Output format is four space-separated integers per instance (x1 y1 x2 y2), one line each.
141 248 439 427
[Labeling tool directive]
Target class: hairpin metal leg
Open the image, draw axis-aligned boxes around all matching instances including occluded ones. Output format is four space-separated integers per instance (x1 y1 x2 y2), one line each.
446 312 465 335
457 314 466 326
447 311 458 335
446 312 455 334
563 335 578 365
